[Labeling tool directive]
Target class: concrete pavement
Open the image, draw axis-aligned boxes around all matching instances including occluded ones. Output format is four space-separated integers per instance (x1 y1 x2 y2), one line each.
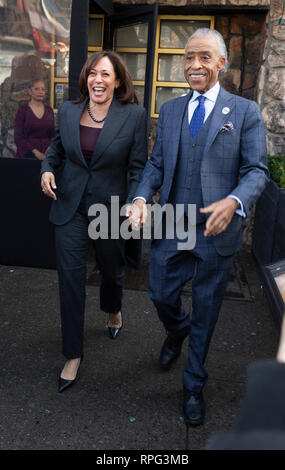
0 249 278 450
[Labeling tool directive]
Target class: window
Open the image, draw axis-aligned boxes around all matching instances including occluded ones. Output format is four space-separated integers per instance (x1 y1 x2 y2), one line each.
151 15 214 117
88 14 104 53
113 22 148 106
85 12 215 117
50 22 70 110
0 0 72 159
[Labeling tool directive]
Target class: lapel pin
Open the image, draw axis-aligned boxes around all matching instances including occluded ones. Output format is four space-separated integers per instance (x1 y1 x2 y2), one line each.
222 107 230 115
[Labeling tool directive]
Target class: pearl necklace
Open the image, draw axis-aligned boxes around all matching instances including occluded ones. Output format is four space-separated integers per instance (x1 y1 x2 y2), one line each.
87 100 107 123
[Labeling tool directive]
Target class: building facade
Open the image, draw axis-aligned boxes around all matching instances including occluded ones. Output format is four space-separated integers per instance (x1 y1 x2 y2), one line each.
0 0 284 268
0 0 284 158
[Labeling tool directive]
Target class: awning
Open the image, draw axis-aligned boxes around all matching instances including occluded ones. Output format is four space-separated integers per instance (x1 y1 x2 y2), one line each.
93 0 114 15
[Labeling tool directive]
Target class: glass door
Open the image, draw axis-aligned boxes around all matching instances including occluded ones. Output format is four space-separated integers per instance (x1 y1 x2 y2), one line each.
106 4 158 133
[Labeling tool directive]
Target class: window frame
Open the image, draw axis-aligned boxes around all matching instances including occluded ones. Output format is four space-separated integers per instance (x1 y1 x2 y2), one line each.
114 32 148 93
49 27 69 110
88 13 104 52
151 15 215 118
106 3 158 135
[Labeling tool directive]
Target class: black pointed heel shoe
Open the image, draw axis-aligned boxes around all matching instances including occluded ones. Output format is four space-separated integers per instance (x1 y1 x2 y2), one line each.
58 376 76 393
58 355 83 393
107 313 123 340
108 323 123 340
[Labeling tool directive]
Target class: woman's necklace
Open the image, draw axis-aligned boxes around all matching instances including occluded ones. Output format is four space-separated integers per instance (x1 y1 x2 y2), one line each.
87 101 107 123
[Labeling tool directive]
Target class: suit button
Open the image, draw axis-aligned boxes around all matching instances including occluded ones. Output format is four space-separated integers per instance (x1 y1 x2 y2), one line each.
192 143 196 147
189 172 192 176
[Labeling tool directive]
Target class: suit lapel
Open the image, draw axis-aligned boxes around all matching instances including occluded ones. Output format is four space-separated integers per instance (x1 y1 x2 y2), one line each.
171 92 192 168
202 86 236 158
90 98 131 167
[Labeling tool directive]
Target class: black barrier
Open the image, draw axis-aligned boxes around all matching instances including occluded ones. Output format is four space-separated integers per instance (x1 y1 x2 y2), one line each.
0 158 56 268
0 158 144 270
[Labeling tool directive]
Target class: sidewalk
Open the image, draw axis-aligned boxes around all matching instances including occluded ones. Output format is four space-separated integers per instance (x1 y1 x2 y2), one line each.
0 249 278 450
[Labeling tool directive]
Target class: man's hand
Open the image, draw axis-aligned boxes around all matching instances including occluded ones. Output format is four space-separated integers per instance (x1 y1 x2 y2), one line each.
126 198 147 230
41 171 57 200
277 313 285 363
200 197 239 237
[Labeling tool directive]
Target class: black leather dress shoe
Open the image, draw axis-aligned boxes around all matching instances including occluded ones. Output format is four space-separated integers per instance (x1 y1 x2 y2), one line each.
159 329 189 370
183 388 205 426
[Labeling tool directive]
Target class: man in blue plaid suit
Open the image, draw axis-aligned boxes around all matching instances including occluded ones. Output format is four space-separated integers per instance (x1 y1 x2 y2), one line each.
130 28 269 426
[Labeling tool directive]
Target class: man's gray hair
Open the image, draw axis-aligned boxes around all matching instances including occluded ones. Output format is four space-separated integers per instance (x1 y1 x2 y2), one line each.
186 28 229 73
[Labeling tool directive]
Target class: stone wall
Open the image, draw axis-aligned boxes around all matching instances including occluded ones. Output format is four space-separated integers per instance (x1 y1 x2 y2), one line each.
257 0 285 156
217 14 266 100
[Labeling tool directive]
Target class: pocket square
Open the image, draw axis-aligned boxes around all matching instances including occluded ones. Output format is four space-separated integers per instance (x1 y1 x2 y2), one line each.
219 121 234 133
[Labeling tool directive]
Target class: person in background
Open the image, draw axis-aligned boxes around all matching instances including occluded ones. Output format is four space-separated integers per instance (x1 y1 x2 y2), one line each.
14 79 55 160
41 51 147 393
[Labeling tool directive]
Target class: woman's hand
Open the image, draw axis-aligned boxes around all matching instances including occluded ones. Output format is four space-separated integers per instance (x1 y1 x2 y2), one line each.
33 149 46 160
41 171 57 200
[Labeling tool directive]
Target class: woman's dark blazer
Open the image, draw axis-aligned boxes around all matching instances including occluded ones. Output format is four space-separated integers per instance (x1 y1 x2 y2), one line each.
41 97 148 226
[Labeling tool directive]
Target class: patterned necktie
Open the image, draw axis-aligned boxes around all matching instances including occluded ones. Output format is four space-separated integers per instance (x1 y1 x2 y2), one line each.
189 95 206 138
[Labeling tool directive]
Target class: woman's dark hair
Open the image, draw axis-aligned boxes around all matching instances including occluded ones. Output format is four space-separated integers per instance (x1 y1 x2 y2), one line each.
77 50 138 105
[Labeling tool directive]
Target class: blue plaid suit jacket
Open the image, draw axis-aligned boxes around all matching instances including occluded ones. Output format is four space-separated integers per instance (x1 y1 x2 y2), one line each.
135 86 269 256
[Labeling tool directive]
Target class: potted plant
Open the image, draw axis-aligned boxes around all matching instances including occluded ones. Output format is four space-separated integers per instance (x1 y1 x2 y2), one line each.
268 156 285 190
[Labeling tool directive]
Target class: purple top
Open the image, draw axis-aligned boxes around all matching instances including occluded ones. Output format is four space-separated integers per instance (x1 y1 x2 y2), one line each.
14 103 56 158
80 125 102 165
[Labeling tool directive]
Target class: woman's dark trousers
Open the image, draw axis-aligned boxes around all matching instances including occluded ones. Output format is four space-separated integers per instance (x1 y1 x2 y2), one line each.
55 202 125 359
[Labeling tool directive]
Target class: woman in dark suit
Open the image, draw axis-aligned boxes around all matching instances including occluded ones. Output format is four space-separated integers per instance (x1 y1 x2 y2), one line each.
40 51 148 392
